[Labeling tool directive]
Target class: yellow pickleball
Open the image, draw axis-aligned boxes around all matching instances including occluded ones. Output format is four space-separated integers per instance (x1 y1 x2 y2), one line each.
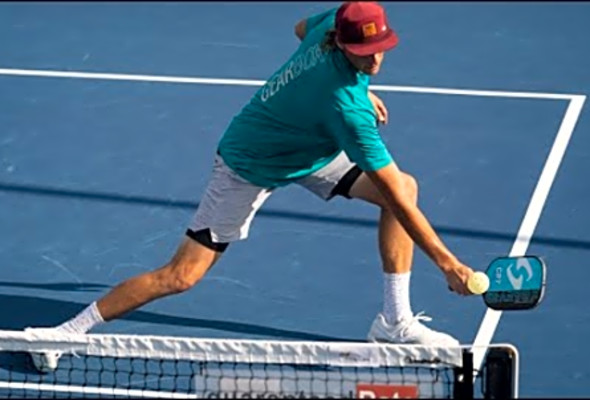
467 272 490 295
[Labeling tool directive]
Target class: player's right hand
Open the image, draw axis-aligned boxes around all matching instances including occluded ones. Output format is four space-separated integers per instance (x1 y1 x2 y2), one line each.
444 261 475 296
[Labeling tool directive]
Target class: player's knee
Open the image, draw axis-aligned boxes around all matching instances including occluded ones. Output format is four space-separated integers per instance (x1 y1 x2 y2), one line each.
373 174 418 209
162 259 210 294
169 275 197 294
404 174 418 204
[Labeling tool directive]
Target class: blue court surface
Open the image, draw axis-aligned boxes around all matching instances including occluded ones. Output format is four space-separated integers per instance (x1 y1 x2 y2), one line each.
0 2 589 397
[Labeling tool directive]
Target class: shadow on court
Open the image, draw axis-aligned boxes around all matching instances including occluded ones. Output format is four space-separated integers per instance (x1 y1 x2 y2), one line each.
0 294 353 342
0 282 110 293
1 181 589 251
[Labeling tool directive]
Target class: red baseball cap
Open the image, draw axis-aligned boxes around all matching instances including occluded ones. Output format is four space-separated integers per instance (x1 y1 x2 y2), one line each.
335 2 399 56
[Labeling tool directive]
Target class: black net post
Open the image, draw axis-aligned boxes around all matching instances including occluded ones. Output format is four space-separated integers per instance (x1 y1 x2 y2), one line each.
453 349 474 399
483 347 515 399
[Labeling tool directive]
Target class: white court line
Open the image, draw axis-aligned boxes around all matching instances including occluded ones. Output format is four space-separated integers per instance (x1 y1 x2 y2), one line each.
0 66 586 393
0 67 579 100
470 94 586 388
0 381 197 398
0 68 268 87
369 84 576 100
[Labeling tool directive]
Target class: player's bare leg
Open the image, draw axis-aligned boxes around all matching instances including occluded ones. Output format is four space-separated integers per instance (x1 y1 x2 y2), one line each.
26 236 223 372
97 237 222 321
348 171 416 275
348 172 459 346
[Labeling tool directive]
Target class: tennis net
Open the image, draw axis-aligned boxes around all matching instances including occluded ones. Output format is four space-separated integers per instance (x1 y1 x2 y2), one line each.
0 329 518 398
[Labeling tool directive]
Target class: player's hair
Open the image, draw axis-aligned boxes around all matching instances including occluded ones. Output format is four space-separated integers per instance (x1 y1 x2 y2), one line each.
321 29 338 52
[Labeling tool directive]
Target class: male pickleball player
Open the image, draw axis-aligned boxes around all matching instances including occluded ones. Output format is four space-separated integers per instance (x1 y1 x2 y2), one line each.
28 2 476 371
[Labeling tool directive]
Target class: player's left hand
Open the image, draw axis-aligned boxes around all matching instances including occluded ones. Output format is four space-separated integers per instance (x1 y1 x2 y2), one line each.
368 91 388 125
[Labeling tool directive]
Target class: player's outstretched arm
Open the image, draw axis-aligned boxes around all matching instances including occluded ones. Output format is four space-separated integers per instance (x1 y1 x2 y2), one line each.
365 162 473 295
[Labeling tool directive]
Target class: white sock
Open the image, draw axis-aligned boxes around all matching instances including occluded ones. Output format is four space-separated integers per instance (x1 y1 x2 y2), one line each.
383 272 413 324
56 302 104 334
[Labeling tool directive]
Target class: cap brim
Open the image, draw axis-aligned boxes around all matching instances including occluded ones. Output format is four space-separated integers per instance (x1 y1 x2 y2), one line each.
343 30 399 57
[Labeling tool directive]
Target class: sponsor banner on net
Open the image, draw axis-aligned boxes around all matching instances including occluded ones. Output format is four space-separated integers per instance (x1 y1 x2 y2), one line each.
194 369 436 398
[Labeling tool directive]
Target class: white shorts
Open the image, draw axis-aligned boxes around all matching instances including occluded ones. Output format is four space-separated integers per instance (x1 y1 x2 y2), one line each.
187 152 361 246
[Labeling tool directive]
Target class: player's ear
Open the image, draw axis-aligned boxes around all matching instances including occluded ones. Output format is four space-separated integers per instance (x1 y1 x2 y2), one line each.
294 19 306 40
335 36 345 51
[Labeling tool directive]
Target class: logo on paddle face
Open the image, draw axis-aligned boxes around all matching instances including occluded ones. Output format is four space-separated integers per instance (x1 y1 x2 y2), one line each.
507 258 533 289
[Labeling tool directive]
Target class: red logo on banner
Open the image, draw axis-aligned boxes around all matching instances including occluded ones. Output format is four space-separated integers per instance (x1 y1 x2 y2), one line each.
356 384 419 398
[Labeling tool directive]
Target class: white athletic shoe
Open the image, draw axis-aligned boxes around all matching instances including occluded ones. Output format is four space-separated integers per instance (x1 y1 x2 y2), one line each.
367 312 460 347
24 327 63 373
